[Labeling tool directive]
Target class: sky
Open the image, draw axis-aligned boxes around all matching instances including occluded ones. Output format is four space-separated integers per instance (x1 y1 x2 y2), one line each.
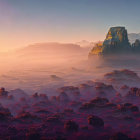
0 0 140 51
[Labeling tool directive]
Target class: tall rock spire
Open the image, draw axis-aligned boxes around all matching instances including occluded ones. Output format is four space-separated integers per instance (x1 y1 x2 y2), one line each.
89 26 132 56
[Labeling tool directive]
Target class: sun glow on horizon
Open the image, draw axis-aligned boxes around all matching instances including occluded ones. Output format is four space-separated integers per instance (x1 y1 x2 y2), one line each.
0 0 140 51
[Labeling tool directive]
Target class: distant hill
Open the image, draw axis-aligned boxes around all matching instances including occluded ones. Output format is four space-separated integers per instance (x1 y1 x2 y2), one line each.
76 40 94 48
128 33 140 43
16 42 90 58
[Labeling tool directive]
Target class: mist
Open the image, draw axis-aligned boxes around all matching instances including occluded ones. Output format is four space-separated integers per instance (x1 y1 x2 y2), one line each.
0 43 140 139
0 43 139 95
0 43 93 93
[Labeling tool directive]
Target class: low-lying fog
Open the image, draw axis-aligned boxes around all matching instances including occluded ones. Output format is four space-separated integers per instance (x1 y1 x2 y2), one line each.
1 43 140 139
0 43 140 95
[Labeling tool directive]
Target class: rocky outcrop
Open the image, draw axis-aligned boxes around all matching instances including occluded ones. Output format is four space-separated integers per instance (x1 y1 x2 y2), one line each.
132 39 140 52
102 27 131 54
89 26 140 56
89 41 103 55
104 27 130 46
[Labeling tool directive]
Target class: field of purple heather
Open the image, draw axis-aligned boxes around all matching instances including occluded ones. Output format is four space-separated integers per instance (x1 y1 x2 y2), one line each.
0 69 140 140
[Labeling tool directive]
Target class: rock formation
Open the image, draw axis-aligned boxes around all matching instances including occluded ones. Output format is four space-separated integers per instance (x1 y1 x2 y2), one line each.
103 27 131 54
132 39 140 52
89 26 140 56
